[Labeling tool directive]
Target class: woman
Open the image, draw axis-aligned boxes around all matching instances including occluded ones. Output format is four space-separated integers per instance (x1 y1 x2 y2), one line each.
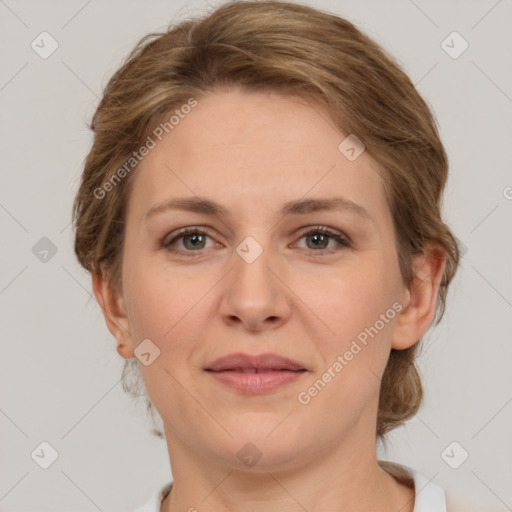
72 1 477 510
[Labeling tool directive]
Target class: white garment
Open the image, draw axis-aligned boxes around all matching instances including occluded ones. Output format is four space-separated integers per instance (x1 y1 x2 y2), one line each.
134 461 471 512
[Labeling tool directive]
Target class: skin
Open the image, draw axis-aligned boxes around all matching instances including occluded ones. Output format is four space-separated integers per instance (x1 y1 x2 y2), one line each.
93 88 446 512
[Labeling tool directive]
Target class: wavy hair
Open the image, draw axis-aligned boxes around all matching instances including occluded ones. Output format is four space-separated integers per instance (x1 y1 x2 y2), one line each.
72 0 461 443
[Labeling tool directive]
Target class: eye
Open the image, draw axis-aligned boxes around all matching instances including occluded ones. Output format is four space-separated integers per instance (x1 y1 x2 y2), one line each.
161 227 217 256
161 225 351 257
293 226 351 255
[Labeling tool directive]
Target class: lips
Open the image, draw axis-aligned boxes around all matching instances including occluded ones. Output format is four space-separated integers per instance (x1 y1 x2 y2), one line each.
205 353 306 372
204 353 307 394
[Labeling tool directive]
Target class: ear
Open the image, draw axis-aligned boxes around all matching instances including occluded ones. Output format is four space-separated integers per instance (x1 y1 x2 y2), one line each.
392 243 447 350
92 271 135 359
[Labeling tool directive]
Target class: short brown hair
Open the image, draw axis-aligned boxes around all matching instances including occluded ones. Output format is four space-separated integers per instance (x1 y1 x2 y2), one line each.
72 0 461 443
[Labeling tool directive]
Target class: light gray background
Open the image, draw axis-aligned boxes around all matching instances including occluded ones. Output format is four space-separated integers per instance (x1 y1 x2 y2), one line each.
1 1 511 511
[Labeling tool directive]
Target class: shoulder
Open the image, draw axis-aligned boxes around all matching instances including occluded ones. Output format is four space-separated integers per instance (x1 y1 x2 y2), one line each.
379 460 497 512
446 494 499 512
379 460 445 511
133 482 173 512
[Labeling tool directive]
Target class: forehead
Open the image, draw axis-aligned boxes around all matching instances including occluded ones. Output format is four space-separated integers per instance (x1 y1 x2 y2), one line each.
126 89 390 227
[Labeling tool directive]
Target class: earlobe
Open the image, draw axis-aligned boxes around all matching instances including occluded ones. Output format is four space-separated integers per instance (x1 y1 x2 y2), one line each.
391 244 447 350
91 271 136 359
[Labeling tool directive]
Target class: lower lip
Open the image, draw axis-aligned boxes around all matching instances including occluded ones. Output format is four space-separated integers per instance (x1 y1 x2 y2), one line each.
206 370 306 394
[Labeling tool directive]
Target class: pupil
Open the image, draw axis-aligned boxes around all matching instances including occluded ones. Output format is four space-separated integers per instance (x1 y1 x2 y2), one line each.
186 234 203 249
182 233 329 250
309 233 327 249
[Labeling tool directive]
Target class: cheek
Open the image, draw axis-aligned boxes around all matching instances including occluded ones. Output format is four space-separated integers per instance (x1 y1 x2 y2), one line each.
122 251 202 341
298 259 398 402
307 262 394 340
296 275 395 425
122 263 204 408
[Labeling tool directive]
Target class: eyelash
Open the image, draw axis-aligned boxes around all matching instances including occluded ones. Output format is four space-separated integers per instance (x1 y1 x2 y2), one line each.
161 226 351 257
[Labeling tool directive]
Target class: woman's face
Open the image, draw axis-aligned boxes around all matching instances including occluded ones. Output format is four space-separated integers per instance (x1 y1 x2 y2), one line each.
108 89 413 470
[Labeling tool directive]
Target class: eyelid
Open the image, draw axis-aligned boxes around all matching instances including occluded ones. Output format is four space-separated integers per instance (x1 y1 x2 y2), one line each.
291 225 351 254
161 225 351 255
162 226 211 244
294 225 351 244
161 226 217 251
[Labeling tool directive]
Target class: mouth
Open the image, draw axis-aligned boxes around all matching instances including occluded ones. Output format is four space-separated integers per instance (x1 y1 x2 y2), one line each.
204 353 308 394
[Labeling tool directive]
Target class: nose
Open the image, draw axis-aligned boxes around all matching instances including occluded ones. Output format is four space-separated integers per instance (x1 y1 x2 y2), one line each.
218 239 292 332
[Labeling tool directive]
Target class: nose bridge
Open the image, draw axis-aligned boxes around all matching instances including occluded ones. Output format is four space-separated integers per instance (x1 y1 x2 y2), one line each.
219 230 291 329
232 232 277 296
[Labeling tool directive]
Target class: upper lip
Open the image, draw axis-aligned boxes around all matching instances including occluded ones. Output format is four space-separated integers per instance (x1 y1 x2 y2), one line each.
205 353 307 372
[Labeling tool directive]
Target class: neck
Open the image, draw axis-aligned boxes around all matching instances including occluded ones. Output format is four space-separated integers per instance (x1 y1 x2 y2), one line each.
160 426 415 512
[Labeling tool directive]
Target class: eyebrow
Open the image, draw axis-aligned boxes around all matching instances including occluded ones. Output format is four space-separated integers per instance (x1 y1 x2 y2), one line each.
145 196 373 223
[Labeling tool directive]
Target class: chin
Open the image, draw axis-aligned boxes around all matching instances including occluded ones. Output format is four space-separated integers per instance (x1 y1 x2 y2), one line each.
214 421 310 471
